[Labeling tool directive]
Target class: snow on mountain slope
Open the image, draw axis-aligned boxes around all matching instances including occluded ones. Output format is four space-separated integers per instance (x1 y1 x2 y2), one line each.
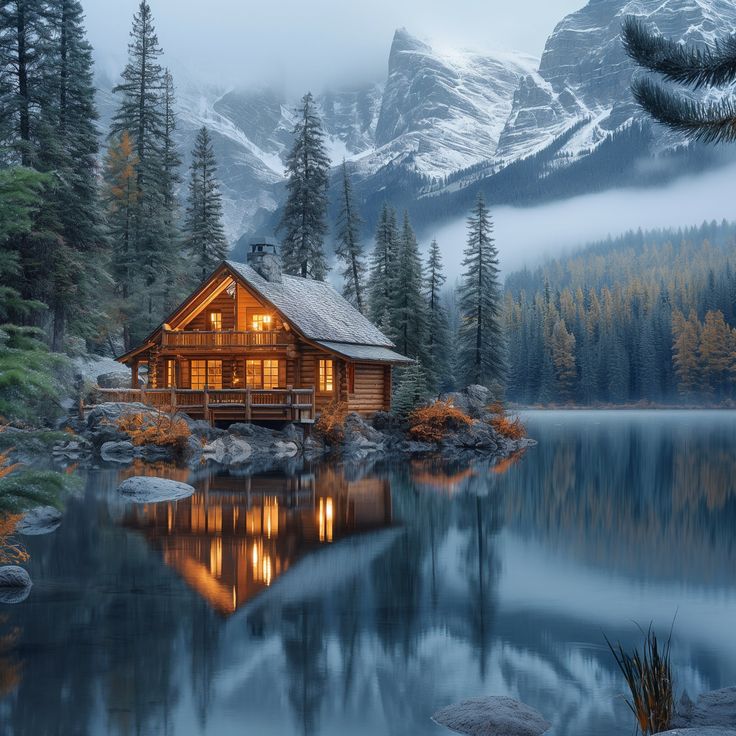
496 0 736 164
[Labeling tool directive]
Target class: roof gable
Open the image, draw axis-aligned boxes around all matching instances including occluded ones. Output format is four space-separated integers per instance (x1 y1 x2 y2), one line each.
226 260 394 347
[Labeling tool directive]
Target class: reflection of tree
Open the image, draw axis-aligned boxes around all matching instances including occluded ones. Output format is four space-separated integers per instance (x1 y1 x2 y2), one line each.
0 615 22 698
186 598 221 729
282 603 327 736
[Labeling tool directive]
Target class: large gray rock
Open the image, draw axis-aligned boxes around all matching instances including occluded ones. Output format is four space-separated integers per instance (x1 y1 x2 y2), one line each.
658 730 736 736
117 476 194 504
202 435 253 465
96 371 135 389
673 689 736 730
432 696 551 736
100 440 136 463
0 565 32 603
441 385 492 418
16 506 63 536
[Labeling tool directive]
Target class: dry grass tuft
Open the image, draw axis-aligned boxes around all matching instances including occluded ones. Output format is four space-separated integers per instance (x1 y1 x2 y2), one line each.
315 400 349 444
606 625 674 735
408 399 472 442
114 411 191 455
487 403 527 440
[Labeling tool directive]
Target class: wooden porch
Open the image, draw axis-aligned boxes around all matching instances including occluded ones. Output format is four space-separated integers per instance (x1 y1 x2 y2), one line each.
94 387 316 424
161 329 289 349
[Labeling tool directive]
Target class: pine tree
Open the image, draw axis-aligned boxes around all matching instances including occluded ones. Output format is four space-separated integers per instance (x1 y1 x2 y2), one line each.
622 16 736 144
40 0 103 350
458 193 504 388
184 126 228 284
334 161 366 311
424 239 450 391
672 310 701 399
550 318 577 401
367 203 398 329
392 211 427 361
277 92 330 279
391 362 428 418
104 131 140 351
699 310 732 397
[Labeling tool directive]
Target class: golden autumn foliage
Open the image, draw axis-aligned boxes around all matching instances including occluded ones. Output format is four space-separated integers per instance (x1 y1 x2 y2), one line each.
0 615 22 697
0 514 28 565
487 403 527 440
408 399 472 442
114 411 191 454
315 400 348 444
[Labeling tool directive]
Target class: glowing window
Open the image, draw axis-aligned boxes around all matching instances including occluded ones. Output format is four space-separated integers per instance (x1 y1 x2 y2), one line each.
191 360 207 390
251 314 273 331
166 359 176 388
319 359 334 392
208 311 222 331
246 359 281 389
207 360 223 389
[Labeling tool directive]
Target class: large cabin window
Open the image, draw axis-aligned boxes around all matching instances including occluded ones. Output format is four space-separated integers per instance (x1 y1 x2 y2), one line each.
166 359 176 388
190 359 222 389
319 359 334 392
245 359 282 390
208 311 222 331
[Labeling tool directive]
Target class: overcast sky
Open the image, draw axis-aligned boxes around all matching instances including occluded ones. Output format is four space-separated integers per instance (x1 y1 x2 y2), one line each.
84 0 584 92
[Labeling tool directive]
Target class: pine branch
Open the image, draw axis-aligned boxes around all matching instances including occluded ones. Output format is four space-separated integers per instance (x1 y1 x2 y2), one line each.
632 76 736 144
622 16 736 89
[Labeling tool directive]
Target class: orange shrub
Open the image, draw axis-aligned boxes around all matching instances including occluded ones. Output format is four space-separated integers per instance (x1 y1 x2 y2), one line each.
408 399 472 442
315 400 348 444
115 411 191 453
490 414 526 440
0 514 28 565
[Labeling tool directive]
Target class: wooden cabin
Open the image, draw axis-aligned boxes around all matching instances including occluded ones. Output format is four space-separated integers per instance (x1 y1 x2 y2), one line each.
113 239 411 424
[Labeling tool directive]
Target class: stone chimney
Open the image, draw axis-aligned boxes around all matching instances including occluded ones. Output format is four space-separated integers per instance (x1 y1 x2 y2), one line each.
247 237 282 283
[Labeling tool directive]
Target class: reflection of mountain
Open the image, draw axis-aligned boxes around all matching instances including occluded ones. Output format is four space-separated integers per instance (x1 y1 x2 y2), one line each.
123 467 392 616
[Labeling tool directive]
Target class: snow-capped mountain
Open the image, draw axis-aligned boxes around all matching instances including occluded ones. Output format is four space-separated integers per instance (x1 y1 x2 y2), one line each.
495 0 736 164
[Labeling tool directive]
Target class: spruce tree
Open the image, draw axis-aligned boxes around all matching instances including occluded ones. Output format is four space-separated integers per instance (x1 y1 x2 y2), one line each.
184 126 228 284
392 362 428 418
622 17 736 143
277 92 330 279
392 211 427 362
335 161 366 311
424 238 450 391
367 203 398 329
550 318 577 401
672 309 701 399
458 193 504 388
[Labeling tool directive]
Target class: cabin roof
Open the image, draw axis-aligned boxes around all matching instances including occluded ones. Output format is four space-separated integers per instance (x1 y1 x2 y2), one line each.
226 260 394 347
314 341 413 364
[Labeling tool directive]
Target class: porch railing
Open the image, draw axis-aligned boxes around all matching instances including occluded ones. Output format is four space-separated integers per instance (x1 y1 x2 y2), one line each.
94 387 316 423
161 330 288 348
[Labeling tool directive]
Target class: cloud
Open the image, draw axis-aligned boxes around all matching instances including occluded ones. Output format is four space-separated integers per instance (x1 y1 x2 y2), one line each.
429 161 736 281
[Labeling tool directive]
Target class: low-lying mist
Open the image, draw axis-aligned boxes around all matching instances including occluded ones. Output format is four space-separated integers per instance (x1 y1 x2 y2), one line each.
427 161 736 281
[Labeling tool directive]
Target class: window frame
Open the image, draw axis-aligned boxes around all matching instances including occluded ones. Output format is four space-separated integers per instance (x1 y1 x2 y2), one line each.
208 310 222 331
244 359 282 390
318 359 334 393
190 359 223 390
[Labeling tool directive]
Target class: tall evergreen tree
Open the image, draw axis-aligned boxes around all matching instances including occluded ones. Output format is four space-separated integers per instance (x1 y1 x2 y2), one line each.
367 203 398 329
278 92 330 279
458 193 504 388
424 238 450 391
622 17 736 143
392 211 427 362
40 0 103 350
550 318 577 401
672 309 701 399
184 126 228 283
334 161 366 312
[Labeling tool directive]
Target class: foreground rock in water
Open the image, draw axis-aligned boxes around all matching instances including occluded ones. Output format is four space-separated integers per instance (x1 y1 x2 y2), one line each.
16 506 63 536
0 566 32 604
117 476 195 503
659 729 736 735
432 696 551 736
673 689 736 730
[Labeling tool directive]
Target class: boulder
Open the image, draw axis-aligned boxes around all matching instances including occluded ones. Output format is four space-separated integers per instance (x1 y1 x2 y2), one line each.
100 440 136 463
432 696 551 736
0 566 32 604
96 371 137 389
117 476 194 504
16 506 63 536
273 440 299 458
658 730 736 736
202 435 253 464
440 385 492 418
673 689 736 730
52 436 92 461
444 421 499 452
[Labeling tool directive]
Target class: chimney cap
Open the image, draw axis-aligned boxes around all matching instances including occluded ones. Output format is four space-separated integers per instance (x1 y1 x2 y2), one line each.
249 236 278 253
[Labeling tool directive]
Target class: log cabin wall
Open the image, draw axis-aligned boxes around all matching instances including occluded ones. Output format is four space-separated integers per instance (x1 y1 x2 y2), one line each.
184 291 236 331
347 363 390 415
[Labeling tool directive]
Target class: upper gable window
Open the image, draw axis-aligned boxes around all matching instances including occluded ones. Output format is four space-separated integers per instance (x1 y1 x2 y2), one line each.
208 311 222 331
251 313 273 331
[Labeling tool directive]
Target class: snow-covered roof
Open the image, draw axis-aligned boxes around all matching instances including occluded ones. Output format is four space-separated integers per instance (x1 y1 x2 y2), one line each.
226 260 396 348
315 341 413 364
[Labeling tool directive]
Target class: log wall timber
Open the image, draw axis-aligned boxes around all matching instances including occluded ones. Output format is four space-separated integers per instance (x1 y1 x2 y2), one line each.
348 363 390 415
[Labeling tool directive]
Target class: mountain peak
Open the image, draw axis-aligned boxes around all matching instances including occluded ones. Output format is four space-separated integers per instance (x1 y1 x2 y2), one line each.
389 27 430 57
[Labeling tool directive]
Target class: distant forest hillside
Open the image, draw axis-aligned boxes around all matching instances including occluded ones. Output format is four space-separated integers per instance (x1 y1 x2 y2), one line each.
504 220 736 405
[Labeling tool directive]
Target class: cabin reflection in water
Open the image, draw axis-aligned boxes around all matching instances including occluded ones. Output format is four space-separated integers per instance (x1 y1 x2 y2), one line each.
123 467 392 615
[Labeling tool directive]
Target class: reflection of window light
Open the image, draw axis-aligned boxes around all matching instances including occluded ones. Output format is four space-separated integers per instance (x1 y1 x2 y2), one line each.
318 497 334 543
252 542 259 568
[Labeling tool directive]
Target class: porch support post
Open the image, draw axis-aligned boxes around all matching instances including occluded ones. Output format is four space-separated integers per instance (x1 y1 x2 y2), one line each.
131 360 139 389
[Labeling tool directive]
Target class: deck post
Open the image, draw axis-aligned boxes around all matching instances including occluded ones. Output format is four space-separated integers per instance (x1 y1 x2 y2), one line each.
203 389 210 424
131 360 139 389
311 387 316 422
245 387 251 423
170 387 176 412
287 384 294 422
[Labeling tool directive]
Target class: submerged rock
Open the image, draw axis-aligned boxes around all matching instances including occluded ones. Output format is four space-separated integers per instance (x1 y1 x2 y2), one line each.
0 566 32 604
432 696 551 736
117 476 194 503
16 506 63 536
673 688 736 730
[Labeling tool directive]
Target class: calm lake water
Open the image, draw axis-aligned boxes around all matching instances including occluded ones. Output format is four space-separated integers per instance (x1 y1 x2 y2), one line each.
2 410 736 736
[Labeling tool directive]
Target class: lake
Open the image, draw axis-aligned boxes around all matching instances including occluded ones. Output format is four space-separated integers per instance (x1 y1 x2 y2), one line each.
1 410 736 736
